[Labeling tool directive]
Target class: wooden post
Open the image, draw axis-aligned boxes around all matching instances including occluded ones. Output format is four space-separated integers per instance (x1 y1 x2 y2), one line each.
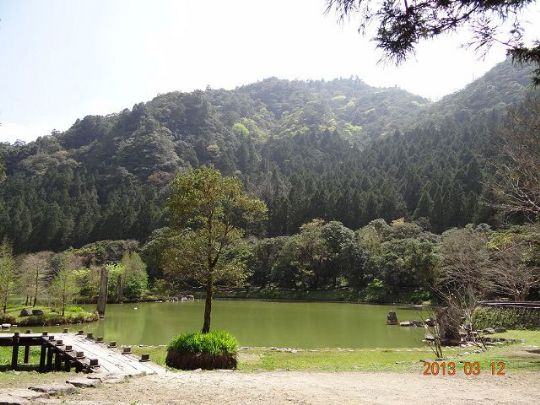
11 332 20 370
96 266 109 318
140 354 150 362
46 346 54 371
39 343 47 371
23 345 30 364
64 358 71 372
75 351 84 373
54 352 62 370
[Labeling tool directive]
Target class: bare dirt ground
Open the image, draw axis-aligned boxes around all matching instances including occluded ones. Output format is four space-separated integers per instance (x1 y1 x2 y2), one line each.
63 370 540 405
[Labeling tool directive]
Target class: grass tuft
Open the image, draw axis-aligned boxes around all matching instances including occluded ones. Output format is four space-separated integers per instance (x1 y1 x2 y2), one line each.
167 330 238 355
166 330 239 370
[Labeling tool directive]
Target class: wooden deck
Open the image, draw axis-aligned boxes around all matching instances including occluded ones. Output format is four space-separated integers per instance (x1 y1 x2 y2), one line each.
0 332 164 376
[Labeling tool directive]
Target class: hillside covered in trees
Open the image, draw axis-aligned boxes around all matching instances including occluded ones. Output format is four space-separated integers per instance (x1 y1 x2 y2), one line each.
0 59 536 253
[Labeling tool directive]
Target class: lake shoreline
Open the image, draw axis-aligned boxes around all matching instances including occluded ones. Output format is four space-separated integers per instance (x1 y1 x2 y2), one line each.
72 291 426 306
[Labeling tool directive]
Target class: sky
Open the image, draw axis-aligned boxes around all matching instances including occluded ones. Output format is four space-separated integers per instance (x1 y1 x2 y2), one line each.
1 0 539 143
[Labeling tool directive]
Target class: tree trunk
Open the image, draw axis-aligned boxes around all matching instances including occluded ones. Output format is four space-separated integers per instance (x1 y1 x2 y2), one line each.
201 276 213 333
3 285 9 313
33 269 39 307
25 295 29 306
62 281 66 317
117 273 124 304
96 267 109 318
515 289 527 302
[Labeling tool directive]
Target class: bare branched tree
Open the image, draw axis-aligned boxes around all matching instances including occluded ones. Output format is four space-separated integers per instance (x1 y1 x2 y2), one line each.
434 228 494 346
432 285 487 348
435 227 493 296
487 226 540 301
17 251 53 307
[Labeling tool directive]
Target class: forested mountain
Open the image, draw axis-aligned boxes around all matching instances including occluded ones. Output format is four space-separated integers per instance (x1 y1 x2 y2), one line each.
0 59 536 253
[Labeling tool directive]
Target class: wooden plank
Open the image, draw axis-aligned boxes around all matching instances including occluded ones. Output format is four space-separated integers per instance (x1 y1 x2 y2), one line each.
61 334 144 375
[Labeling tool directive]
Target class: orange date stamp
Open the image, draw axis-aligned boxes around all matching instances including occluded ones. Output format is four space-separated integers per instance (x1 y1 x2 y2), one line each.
422 361 506 376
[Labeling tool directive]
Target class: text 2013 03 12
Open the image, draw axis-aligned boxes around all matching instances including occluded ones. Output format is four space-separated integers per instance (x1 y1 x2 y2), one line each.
422 361 506 376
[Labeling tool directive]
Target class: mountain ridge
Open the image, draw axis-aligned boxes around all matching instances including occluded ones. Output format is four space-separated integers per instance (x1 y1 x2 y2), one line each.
0 59 536 253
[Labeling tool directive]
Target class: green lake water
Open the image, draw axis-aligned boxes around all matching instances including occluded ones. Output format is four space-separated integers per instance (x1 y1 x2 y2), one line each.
20 300 427 348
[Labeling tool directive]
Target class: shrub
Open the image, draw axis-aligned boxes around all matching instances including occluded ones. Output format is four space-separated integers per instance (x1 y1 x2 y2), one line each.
166 330 238 370
69 306 85 313
363 278 387 303
0 314 16 324
474 307 540 330
408 290 431 304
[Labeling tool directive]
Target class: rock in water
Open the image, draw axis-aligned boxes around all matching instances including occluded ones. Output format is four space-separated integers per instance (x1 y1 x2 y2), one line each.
386 311 398 325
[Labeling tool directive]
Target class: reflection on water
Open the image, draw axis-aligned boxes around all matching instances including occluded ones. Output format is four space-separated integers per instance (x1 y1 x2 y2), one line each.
16 300 426 348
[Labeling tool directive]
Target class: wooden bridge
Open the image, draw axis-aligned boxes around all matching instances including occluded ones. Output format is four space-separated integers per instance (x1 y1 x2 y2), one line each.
0 331 164 376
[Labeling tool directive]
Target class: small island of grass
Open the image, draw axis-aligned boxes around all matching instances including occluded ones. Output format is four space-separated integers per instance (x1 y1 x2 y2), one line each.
0 305 97 327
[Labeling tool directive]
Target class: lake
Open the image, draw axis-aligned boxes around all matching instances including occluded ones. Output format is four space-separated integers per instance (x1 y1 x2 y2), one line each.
21 300 427 348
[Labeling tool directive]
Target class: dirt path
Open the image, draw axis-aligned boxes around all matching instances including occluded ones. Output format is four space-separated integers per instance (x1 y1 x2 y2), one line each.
66 370 540 404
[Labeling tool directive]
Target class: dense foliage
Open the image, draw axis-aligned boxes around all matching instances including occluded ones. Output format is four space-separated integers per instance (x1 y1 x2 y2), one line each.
0 60 536 254
474 307 540 330
150 219 539 303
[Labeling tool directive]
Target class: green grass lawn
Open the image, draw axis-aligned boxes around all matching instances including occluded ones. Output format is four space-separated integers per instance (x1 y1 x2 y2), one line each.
1 330 538 381
129 329 540 373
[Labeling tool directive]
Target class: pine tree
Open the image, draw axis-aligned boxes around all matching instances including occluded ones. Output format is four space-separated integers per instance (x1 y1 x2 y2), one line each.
414 188 434 219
